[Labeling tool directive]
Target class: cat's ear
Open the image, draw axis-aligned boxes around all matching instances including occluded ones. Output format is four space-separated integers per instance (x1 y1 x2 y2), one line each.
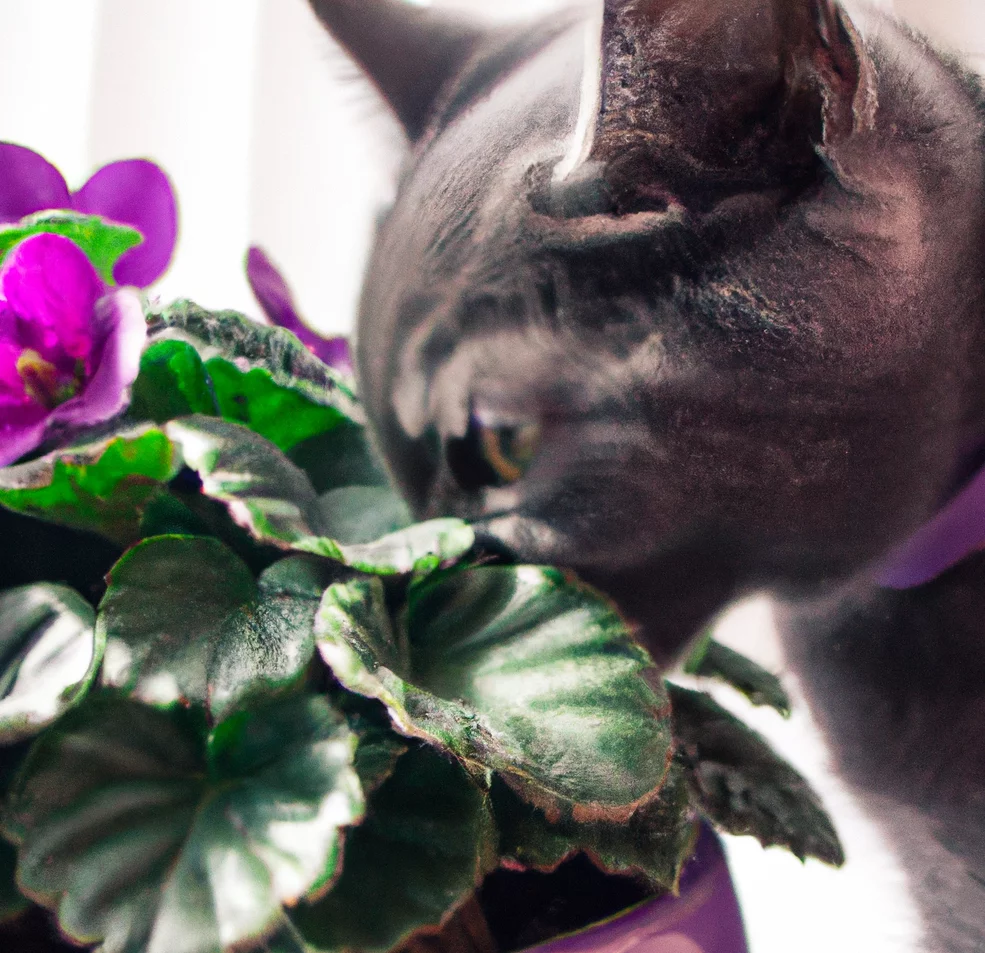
307 0 487 141
780 0 877 144
600 0 875 136
591 0 876 198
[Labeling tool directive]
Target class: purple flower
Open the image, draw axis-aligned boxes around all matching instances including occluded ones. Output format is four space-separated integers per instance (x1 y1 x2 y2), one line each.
0 233 147 466
246 245 352 373
0 142 177 288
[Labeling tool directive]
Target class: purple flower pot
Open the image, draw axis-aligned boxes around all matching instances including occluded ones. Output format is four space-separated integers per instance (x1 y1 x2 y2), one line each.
526 828 748 953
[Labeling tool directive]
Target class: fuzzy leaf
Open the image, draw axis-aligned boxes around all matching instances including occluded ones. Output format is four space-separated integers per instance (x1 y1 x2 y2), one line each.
166 416 325 546
317 486 411 545
684 637 791 717
146 301 360 452
492 762 698 891
166 416 473 575
204 360 344 455
6 695 364 953
260 920 310 953
288 422 390 496
0 742 29 799
342 698 407 796
0 429 180 546
97 537 325 719
0 840 27 923
137 493 213 539
296 519 474 576
293 744 494 953
0 585 103 743
0 212 142 285
129 339 218 423
668 684 844 865
317 567 674 820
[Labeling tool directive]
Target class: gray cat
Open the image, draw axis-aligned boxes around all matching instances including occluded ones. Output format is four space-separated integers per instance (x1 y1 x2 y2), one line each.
308 1 985 949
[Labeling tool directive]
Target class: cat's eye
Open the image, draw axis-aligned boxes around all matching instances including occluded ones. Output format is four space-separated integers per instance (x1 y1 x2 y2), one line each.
446 409 541 492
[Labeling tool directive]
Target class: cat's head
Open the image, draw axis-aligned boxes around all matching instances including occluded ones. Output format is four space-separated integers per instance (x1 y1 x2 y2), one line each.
310 0 985 659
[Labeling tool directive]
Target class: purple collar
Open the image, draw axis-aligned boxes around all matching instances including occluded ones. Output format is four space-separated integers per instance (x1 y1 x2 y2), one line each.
874 462 985 589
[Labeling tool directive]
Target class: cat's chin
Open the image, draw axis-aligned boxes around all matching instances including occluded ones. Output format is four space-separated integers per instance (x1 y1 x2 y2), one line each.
472 511 660 573
473 510 881 667
472 512 733 665
472 513 572 566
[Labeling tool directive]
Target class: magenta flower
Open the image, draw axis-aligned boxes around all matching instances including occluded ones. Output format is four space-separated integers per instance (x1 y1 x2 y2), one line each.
246 245 352 373
0 234 146 466
0 142 177 287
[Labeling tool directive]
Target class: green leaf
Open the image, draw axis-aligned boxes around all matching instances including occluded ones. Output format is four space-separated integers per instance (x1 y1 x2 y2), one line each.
297 519 474 576
258 555 347 602
6 695 364 953
129 340 218 423
683 638 791 717
0 585 103 743
0 506 121 601
0 743 29 801
260 920 311 953
317 486 411 545
492 761 698 892
146 301 361 452
204 360 347 455
166 416 325 546
0 428 180 546
0 212 142 285
137 493 213 539
166 416 473 576
667 684 844 865
343 699 407 796
293 744 494 953
0 840 27 924
317 567 674 820
288 422 390 495
98 537 324 719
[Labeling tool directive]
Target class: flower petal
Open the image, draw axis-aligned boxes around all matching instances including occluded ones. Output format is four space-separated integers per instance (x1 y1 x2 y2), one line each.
51 290 147 428
314 336 352 372
72 160 177 287
0 143 72 223
0 336 23 395
0 416 48 467
0 234 104 365
246 246 307 337
246 246 352 371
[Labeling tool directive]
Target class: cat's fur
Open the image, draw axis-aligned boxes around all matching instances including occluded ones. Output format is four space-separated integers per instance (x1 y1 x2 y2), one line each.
308 1 985 948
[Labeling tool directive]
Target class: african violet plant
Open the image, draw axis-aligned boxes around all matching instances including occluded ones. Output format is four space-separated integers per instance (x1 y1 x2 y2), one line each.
0 144 843 953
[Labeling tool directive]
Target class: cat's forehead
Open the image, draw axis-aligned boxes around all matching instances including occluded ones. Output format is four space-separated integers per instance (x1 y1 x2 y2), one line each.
354 0 978 449
358 19 592 424
389 288 650 443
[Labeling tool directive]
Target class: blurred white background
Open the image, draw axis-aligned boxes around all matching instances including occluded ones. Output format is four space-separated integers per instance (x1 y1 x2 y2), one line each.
0 0 569 328
0 0 979 331
0 1 982 951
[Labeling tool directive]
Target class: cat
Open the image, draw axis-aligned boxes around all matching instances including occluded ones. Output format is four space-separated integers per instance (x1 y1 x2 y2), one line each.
307 1 985 949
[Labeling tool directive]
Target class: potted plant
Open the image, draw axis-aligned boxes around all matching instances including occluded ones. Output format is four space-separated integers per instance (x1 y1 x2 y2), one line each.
0 144 841 953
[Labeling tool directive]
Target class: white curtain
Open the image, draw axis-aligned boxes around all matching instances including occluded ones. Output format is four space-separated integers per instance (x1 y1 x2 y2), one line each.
0 0 394 327
0 3 981 952
0 0 566 329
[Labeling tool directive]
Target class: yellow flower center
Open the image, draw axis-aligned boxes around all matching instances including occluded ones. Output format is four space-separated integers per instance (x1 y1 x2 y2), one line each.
16 350 77 409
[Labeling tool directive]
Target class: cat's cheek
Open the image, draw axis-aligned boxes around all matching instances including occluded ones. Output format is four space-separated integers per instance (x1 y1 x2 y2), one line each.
473 482 670 573
474 512 574 567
